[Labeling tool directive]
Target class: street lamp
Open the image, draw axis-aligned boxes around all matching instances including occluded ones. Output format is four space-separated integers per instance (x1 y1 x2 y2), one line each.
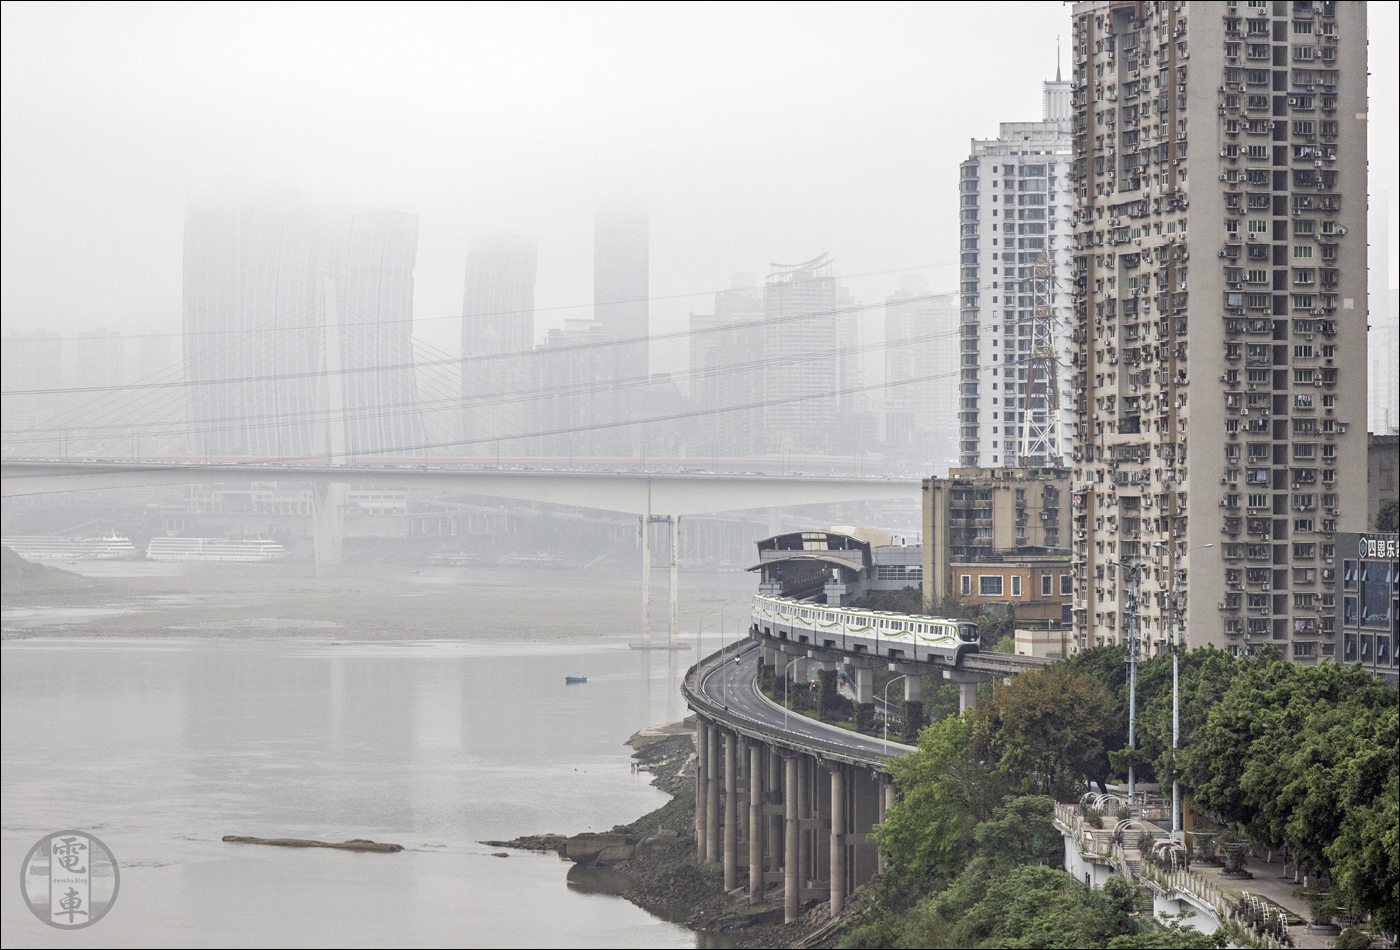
882 674 909 755
1155 540 1212 842
783 659 798 733
695 611 716 697
717 598 745 708
1109 557 1142 802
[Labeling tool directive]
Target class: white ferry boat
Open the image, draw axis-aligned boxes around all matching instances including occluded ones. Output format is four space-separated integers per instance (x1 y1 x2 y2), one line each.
145 537 287 562
3 535 138 561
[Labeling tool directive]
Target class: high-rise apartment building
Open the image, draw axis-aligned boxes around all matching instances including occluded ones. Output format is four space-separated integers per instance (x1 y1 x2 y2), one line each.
184 198 328 458
529 318 619 459
593 204 649 456
884 277 960 469
1367 201 1397 434
183 197 422 460
1069 0 1367 663
957 79 1076 470
336 209 424 458
1 332 63 454
460 232 538 455
689 276 765 459
762 254 845 456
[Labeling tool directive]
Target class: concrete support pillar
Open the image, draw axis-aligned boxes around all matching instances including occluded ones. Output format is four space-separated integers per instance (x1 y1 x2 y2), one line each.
959 682 979 713
830 766 847 917
724 731 738 891
695 721 708 859
738 738 750 846
640 513 651 646
850 666 873 704
705 724 720 863
311 482 347 577
877 780 894 873
944 669 986 714
767 745 781 876
784 754 799 924
797 755 811 888
749 743 763 903
669 516 679 648
904 676 922 702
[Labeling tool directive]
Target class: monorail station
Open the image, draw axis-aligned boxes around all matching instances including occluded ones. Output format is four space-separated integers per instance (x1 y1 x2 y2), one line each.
749 526 921 606
746 526 1001 719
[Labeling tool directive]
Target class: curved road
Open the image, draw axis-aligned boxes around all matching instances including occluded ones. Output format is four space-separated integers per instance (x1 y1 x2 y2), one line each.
695 642 915 761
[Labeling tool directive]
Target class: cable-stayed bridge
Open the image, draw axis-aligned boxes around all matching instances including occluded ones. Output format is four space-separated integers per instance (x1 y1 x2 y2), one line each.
1 458 919 646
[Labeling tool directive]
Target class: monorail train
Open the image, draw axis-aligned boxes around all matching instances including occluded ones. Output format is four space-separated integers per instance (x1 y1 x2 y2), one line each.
750 593 980 665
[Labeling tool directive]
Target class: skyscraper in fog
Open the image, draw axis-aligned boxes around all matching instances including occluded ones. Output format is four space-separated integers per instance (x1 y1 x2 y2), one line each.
182 194 421 459
460 232 538 454
336 209 423 458
689 276 765 459
883 277 959 469
1 332 62 453
593 204 649 455
762 254 841 456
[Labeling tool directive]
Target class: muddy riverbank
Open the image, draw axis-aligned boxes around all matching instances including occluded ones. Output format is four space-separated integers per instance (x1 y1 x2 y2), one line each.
484 721 853 949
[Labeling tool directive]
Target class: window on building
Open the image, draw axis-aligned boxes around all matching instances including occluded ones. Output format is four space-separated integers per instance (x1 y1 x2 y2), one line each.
1011 575 1022 598
1042 574 1053 597
979 575 1004 596
961 575 972 596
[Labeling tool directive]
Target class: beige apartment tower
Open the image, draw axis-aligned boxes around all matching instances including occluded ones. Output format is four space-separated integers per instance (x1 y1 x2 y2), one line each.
1069 0 1367 662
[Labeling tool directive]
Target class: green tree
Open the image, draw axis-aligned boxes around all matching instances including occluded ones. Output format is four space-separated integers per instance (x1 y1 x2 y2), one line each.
1132 647 1238 788
971 664 1120 797
1326 702 1400 935
1063 644 1130 782
973 795 1062 869
1376 497 1399 531
938 864 1132 949
876 714 1002 875
1182 657 1394 876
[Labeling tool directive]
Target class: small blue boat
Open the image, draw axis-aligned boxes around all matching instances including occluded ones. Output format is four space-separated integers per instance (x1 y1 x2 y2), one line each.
565 676 587 684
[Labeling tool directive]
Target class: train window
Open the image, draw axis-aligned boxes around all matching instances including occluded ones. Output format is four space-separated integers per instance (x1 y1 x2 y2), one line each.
959 623 980 642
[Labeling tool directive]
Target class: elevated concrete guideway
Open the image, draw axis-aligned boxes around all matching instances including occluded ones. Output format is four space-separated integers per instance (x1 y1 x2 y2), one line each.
685 637 1051 923
1 459 918 644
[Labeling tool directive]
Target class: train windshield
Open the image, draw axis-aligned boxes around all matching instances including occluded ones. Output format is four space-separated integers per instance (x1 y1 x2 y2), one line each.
958 622 979 643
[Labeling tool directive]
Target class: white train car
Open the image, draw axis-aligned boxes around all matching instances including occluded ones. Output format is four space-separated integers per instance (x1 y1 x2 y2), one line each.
751 593 980 666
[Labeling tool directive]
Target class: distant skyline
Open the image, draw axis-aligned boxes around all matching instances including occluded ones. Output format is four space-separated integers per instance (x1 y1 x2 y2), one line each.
3 2 1396 385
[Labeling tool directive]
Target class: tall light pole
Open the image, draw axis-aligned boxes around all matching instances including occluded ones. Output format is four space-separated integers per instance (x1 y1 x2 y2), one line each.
717 598 744 708
1156 540 1212 842
783 659 798 733
696 611 716 697
882 674 908 755
1112 558 1142 802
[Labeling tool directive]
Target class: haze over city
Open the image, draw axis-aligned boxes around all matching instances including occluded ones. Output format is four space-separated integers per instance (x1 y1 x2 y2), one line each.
4 4 1393 358
3 4 1398 948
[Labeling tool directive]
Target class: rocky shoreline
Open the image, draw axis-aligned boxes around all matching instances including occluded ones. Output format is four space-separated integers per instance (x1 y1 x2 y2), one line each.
482 718 852 948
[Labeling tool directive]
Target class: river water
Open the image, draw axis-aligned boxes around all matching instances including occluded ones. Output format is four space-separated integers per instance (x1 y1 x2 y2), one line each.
1 633 703 947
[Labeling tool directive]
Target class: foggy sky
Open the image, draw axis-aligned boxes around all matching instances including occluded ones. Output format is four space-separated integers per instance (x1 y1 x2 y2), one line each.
3 2 1397 380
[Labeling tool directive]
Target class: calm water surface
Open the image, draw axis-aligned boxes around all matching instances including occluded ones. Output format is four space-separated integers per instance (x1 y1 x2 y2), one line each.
1 636 695 948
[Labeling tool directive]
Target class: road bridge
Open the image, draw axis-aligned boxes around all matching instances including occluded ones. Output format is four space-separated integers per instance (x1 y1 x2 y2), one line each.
1 459 917 645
